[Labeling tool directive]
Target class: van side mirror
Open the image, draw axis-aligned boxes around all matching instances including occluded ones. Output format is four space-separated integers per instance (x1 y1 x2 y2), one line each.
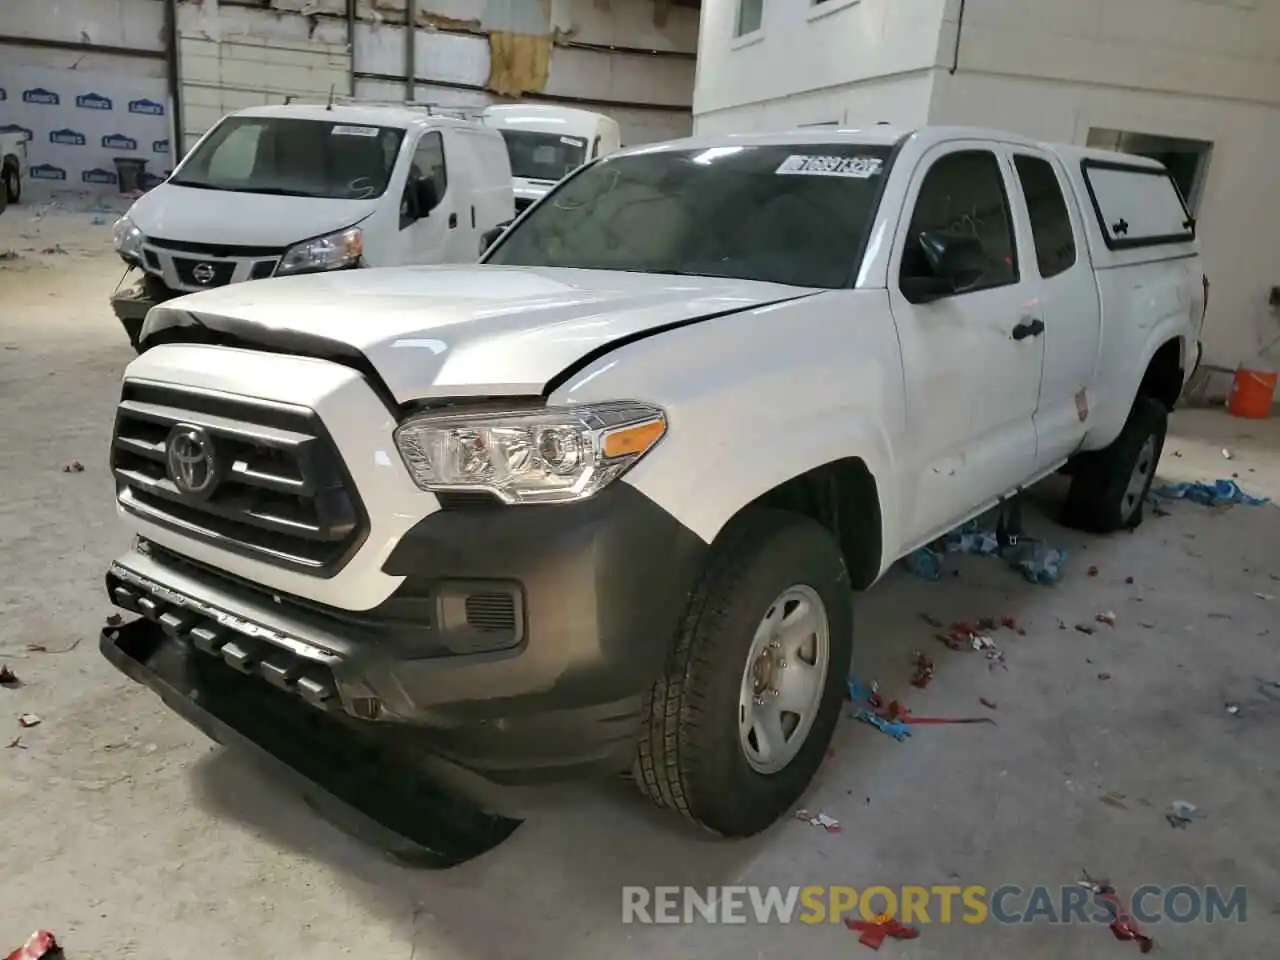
902 232 988 303
479 222 509 256
412 177 440 218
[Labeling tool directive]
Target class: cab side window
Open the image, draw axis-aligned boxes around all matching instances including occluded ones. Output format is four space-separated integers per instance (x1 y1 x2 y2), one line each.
592 135 602 160
401 131 448 226
1013 154 1077 279
900 150 1019 294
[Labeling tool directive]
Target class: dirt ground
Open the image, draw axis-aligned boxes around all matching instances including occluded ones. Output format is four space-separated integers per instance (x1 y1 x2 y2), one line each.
1 208 1278 959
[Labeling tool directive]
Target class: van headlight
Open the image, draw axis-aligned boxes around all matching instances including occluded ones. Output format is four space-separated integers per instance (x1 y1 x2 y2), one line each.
112 216 145 263
394 402 667 504
277 226 363 276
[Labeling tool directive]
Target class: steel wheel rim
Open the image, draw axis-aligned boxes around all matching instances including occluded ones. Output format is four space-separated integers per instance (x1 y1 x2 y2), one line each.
738 584 831 775
1121 435 1157 521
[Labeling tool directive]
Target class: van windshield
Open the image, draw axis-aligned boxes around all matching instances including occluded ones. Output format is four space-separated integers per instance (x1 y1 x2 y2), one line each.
485 142 895 288
497 130 588 182
169 116 406 200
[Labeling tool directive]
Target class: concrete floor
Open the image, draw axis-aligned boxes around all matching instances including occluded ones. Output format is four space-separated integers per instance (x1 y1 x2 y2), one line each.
1 209 1278 959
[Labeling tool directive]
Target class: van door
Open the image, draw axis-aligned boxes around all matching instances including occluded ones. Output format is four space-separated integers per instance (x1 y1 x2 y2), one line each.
1005 148 1102 469
398 129 457 265
888 143 1046 546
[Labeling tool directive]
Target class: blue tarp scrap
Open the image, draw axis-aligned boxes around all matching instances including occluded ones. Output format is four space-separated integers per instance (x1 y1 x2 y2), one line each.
1151 479 1270 507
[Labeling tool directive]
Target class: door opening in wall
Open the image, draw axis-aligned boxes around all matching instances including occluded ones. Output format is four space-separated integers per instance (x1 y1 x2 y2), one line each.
1087 128 1213 214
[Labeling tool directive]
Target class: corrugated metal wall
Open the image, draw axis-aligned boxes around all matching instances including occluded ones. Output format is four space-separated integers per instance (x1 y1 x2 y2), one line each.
173 0 696 150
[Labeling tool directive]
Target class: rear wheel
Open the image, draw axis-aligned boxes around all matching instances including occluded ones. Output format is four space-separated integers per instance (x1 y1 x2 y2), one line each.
3 164 19 205
1061 395 1167 533
635 508 852 837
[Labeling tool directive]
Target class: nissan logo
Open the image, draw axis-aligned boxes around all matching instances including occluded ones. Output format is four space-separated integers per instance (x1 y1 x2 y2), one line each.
165 424 220 499
192 261 216 284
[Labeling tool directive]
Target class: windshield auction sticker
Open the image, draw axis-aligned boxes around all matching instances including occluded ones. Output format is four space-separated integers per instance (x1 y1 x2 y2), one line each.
775 155 883 178
331 125 379 137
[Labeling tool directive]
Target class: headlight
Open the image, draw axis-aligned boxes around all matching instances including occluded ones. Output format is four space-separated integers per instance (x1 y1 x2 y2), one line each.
394 402 667 504
112 216 145 261
276 226 363 276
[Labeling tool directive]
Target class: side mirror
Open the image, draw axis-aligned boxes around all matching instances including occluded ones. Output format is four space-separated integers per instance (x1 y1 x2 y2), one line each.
412 177 440 217
917 231 987 294
479 222 509 256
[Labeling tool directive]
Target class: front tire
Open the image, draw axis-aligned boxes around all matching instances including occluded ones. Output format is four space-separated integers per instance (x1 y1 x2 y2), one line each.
635 508 853 837
1061 395 1167 533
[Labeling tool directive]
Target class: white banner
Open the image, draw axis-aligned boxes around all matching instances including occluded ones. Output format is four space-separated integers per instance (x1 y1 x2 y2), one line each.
0 64 173 194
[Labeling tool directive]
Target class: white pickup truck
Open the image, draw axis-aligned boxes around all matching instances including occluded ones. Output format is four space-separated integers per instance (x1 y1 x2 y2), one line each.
0 130 26 215
100 125 1204 856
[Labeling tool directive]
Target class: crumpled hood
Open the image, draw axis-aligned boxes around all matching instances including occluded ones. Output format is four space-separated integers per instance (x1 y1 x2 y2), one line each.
141 265 811 403
127 182 378 248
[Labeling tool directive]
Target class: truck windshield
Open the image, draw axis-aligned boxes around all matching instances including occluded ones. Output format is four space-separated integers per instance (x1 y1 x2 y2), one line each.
485 142 894 288
169 116 405 200
497 130 588 182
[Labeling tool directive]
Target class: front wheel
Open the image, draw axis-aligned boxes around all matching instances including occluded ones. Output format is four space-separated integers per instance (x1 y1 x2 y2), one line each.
634 508 853 837
1061 395 1168 533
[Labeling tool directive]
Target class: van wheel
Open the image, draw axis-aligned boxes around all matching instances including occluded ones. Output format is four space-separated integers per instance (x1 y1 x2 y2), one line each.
1061 396 1167 533
634 508 852 837
4 165 20 204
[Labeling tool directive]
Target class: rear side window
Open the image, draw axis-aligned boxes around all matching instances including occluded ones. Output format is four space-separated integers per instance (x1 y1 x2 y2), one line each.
901 149 1019 292
1013 155 1077 278
1081 159 1194 249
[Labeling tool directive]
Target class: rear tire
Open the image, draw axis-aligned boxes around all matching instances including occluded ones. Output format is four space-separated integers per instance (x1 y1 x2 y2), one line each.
635 508 853 838
4 165 20 205
1061 395 1167 533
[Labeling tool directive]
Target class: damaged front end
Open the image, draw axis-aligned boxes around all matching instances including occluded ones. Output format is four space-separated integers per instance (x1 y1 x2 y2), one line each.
101 555 523 867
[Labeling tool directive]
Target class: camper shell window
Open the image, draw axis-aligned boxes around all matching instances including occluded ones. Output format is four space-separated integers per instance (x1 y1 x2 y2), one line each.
1080 158 1196 250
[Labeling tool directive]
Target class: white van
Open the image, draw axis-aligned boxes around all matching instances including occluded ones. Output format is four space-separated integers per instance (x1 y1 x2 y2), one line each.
109 103 514 348
481 104 621 213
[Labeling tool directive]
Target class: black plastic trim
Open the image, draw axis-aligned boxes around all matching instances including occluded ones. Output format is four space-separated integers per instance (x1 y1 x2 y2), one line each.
100 620 522 866
1078 157 1197 251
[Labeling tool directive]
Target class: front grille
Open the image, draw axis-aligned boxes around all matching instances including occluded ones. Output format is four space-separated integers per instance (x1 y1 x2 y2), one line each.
111 381 367 575
173 257 236 287
150 236 285 259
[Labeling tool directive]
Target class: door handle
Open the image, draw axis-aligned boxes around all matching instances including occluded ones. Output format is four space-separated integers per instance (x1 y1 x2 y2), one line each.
1012 317 1045 341
447 212 458 229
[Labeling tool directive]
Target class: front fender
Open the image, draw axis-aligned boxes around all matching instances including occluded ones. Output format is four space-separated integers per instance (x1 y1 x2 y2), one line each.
546 288 907 574
634 412 899 576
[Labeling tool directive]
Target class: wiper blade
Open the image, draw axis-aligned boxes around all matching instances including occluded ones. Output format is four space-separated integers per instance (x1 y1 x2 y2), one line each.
169 179 230 191
235 186 316 197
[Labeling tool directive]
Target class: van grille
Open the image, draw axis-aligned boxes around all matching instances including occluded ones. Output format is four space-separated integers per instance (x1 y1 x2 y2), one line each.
110 382 366 576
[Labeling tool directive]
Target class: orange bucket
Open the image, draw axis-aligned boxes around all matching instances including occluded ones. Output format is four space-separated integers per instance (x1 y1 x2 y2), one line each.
1227 368 1278 419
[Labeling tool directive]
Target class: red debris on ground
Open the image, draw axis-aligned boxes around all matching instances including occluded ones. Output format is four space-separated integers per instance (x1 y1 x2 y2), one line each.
910 651 935 688
0 666 18 687
845 916 919 949
4 930 59 960
1088 565 1100 577
105 613 123 627
1080 875 1155 954
1125 576 1135 585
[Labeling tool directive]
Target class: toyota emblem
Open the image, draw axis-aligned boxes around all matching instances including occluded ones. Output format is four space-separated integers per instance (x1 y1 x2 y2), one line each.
165 424 220 499
192 262 217 284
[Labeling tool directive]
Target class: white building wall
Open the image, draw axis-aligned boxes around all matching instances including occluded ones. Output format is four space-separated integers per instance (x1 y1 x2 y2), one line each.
176 1 351 151
930 0 1280 370
692 0 951 132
